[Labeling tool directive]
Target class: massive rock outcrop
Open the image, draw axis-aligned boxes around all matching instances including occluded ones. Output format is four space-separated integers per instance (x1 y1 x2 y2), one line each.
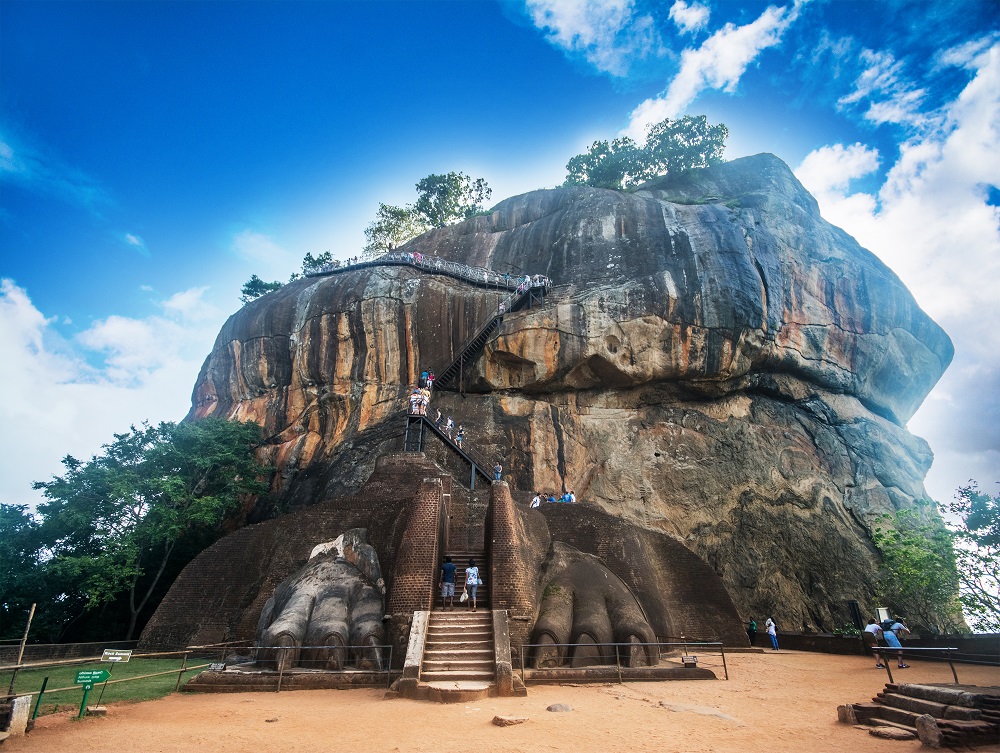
188 154 952 632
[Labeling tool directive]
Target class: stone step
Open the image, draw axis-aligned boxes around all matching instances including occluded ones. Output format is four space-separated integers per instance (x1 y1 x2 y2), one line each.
420 669 495 682
426 642 493 653
870 717 918 735
427 631 492 642
876 692 982 720
871 705 922 728
422 659 496 672
424 648 493 659
429 614 493 624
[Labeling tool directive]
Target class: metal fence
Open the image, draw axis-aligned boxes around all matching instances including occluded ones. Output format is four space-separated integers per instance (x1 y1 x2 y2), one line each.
518 639 729 683
305 251 551 300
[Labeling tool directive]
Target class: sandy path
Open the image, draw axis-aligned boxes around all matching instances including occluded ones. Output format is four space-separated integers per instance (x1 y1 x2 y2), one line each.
8 651 1000 753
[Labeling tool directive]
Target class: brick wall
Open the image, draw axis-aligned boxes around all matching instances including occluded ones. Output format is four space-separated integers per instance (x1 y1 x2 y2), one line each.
386 477 445 616
486 482 542 647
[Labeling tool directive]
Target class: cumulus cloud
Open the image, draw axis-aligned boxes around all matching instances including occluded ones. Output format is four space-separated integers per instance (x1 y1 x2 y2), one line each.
795 41 1000 502
524 0 663 77
668 0 709 34
0 279 227 507
625 1 804 138
838 49 928 127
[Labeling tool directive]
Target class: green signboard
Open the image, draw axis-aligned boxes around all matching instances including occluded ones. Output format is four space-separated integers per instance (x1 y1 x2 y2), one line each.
75 669 110 687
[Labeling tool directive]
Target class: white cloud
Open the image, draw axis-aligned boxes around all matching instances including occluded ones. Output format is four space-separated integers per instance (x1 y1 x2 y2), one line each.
625 1 804 138
794 142 880 194
669 0 709 34
124 232 144 248
0 279 227 508
838 49 928 127
524 0 662 77
795 42 1000 502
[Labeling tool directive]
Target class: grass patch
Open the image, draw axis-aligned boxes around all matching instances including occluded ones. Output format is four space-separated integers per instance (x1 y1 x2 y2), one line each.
2 656 215 716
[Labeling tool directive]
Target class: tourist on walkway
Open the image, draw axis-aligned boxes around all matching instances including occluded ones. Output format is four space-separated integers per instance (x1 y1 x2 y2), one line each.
427 370 435 390
493 463 502 481
546 493 556 503
435 409 443 427
465 559 481 612
765 617 778 651
747 618 757 646
439 556 457 610
455 425 464 449
409 389 421 415
420 370 428 388
884 618 910 668
863 619 885 667
530 493 541 508
445 416 454 439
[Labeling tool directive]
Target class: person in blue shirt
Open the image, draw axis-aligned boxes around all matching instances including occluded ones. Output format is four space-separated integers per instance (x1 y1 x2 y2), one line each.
439 556 457 610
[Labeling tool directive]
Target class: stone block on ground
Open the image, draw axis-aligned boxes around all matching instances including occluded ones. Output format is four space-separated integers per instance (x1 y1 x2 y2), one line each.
492 715 528 726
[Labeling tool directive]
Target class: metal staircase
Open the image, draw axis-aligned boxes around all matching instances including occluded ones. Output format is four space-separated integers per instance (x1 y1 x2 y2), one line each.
402 414 494 489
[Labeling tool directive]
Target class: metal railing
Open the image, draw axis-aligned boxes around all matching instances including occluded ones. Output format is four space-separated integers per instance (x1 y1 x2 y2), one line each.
245 643 396 691
871 646 964 684
305 250 551 299
518 640 728 683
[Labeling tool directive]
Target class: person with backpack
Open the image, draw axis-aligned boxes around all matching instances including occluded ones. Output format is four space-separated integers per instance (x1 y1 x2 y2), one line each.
455 425 465 449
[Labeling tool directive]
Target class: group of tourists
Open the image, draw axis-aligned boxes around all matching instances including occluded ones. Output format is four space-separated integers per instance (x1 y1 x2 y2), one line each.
529 490 576 507
746 617 779 650
438 555 483 611
863 616 911 669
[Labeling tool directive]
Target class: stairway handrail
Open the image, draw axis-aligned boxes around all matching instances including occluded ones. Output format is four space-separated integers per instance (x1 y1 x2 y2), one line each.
407 414 494 482
304 251 551 295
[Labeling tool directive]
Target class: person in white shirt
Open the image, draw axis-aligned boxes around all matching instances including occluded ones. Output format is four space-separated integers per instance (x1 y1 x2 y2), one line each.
863 619 885 667
530 493 541 508
465 559 481 612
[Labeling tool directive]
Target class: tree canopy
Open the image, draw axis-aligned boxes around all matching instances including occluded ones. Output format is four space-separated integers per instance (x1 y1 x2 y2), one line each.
413 172 492 227
362 172 492 258
871 510 964 634
564 115 729 191
240 274 284 304
944 483 1000 632
3 418 270 641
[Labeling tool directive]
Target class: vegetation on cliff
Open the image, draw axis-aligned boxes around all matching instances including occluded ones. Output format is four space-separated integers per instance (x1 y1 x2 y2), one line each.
564 114 728 190
1 419 269 641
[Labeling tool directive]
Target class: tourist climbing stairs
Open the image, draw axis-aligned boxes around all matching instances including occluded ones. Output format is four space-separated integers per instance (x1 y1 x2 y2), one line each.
401 413 494 488
433 281 540 392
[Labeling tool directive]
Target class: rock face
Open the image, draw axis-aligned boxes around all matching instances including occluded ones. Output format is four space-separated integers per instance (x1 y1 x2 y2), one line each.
189 154 952 631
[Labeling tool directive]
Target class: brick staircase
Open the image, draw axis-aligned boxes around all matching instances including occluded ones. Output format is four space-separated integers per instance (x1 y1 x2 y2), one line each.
843 682 1000 747
443 550 489 609
420 611 495 685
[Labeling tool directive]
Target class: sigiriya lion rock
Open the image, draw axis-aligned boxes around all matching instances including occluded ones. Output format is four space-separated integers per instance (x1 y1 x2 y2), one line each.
146 154 952 646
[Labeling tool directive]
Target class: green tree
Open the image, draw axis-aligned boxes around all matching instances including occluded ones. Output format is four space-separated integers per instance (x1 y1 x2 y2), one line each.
564 115 729 190
414 172 492 227
944 483 1000 632
301 251 336 275
871 510 964 634
564 137 644 190
240 274 283 304
642 115 728 177
363 203 429 258
33 419 269 638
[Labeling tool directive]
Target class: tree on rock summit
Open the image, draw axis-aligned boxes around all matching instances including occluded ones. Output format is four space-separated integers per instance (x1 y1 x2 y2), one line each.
565 115 728 191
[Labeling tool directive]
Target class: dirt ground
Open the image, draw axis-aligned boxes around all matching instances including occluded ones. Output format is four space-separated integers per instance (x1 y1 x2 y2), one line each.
8 651 1000 753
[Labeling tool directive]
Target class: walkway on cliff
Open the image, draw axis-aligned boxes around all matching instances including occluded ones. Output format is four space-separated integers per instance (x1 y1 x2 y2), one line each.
304 251 551 325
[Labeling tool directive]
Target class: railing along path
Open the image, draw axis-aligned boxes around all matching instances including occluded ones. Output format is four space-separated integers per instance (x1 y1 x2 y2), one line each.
305 251 551 321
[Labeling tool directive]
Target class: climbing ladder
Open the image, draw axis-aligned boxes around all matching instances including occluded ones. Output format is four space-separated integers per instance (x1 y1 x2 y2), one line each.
434 280 543 391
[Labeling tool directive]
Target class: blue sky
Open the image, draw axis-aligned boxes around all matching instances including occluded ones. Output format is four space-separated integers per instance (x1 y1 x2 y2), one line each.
2 0 998 509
